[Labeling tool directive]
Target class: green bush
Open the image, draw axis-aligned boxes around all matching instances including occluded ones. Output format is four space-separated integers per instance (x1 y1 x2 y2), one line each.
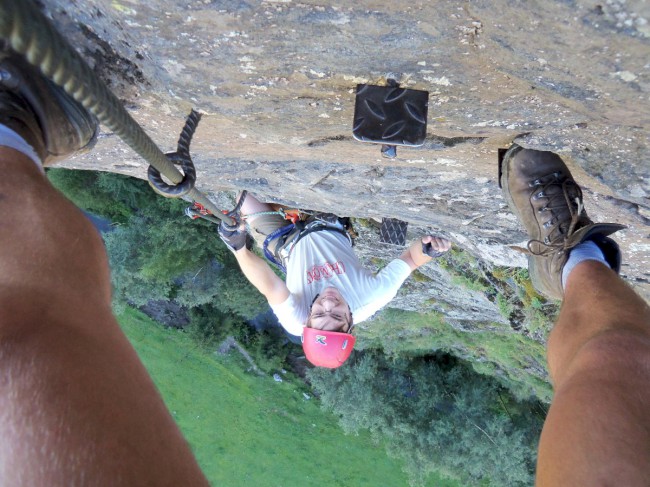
187 305 294 373
496 293 514 319
308 351 544 487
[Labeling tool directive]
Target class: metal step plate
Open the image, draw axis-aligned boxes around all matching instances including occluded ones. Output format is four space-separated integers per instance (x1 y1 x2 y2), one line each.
353 84 429 147
379 218 408 246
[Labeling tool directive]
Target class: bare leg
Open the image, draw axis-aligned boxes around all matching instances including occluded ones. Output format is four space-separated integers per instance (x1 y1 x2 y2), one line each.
0 149 208 485
238 190 274 218
537 260 650 486
238 192 287 252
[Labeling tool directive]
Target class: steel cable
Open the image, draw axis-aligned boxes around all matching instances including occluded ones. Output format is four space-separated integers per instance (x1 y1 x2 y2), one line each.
0 0 233 224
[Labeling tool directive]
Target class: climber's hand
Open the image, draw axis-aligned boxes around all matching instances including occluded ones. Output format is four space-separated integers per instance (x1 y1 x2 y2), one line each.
218 220 252 253
421 236 451 258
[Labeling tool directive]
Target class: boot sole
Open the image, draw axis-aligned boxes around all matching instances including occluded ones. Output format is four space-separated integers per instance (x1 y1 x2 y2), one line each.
0 51 98 165
498 145 526 231
499 145 563 299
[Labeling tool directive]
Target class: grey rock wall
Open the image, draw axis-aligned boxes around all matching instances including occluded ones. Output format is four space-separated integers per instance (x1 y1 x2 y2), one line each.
46 0 649 301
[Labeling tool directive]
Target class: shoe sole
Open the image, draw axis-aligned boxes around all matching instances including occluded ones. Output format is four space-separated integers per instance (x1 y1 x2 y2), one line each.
499 145 562 299
0 50 98 165
498 145 526 233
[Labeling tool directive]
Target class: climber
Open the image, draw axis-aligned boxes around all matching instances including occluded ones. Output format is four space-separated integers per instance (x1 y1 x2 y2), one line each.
1 32 649 487
218 193 452 368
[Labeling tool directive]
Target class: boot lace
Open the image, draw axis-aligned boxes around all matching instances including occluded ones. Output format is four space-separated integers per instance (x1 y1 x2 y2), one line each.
526 174 584 257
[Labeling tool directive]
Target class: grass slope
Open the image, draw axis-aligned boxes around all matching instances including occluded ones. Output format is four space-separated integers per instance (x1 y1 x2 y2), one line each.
117 308 457 487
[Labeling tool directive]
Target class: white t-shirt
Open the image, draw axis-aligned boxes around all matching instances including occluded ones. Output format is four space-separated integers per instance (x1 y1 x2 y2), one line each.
270 229 412 336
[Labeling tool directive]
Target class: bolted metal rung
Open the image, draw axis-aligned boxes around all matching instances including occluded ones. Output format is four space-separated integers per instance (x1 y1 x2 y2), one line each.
379 218 408 246
353 83 429 148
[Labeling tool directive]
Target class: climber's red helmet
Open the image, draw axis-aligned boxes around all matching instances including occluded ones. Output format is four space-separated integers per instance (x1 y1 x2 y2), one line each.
302 327 356 368
302 287 355 368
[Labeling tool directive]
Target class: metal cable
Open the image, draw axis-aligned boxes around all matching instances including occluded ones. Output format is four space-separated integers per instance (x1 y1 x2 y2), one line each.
0 0 233 224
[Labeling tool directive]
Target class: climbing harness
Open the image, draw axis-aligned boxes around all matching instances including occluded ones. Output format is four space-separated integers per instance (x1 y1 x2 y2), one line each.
262 218 353 273
195 190 353 272
262 223 296 272
0 0 234 225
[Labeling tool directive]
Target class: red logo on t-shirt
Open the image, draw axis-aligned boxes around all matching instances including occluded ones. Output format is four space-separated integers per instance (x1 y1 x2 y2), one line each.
307 261 346 284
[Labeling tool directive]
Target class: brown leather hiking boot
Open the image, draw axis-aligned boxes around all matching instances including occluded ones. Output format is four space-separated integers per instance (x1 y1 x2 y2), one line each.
500 145 625 299
0 46 97 165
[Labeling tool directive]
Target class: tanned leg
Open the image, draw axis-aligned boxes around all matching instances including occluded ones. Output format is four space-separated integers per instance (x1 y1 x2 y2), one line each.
239 191 274 218
237 192 287 253
536 260 650 486
0 148 209 486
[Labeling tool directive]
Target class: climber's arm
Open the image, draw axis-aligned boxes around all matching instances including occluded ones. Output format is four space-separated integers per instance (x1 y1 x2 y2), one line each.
232 247 289 305
399 236 451 271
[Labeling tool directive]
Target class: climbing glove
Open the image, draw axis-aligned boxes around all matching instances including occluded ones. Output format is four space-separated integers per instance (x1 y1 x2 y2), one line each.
422 240 448 258
218 221 253 252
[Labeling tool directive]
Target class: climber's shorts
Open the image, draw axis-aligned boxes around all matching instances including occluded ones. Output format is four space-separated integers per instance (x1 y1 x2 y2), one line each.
246 211 288 254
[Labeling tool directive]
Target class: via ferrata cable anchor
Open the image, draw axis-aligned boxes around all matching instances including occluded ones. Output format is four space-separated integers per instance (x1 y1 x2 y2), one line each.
352 78 429 159
148 110 202 197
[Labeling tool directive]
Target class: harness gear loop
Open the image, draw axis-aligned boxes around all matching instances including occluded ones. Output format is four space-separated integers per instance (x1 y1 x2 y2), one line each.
283 210 301 224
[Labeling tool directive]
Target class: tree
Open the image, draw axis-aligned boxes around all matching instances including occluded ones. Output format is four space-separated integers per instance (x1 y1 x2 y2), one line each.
175 261 268 319
308 351 543 486
47 169 149 223
48 168 296 373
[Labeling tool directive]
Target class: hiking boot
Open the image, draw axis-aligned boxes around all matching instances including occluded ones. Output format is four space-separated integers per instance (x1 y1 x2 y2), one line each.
499 144 625 299
0 46 97 165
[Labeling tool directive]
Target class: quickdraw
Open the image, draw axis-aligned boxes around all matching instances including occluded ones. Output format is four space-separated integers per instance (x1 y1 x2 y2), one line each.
184 203 224 225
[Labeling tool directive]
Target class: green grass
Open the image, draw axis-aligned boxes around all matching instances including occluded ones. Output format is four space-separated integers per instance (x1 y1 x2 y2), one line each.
117 308 458 487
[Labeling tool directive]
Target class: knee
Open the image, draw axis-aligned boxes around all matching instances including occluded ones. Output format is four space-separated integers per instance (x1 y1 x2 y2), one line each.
55 211 112 302
565 329 650 385
12 202 111 305
584 329 650 356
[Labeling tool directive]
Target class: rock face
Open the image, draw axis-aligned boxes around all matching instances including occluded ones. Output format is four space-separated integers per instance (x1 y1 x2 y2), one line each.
44 0 649 301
